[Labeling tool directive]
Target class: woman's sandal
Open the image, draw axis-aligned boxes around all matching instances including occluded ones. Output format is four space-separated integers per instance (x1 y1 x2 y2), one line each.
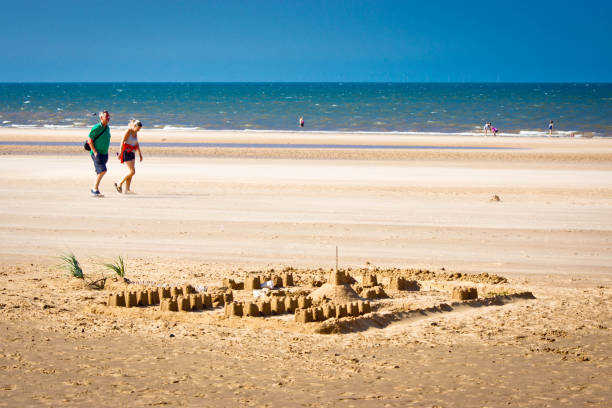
114 182 122 193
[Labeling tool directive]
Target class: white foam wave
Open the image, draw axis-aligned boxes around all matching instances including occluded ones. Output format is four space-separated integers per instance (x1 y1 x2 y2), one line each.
519 130 579 137
43 124 74 129
0 123 603 138
162 126 200 130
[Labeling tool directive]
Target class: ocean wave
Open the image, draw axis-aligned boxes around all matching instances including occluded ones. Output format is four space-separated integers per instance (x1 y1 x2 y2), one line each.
162 125 200 130
519 130 576 136
0 123 602 137
43 124 75 129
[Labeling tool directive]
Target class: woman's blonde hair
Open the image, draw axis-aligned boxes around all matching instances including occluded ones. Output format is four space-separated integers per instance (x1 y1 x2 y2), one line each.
129 119 142 128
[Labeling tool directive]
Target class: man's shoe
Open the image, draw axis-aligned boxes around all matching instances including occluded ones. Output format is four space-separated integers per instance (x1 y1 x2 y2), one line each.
90 189 104 198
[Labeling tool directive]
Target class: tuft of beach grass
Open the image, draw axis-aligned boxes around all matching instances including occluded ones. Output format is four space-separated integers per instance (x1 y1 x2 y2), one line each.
103 256 127 278
59 252 84 279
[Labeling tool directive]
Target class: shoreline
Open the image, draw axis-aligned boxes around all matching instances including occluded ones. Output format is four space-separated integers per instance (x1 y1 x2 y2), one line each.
1 128 612 167
0 125 602 138
0 126 609 145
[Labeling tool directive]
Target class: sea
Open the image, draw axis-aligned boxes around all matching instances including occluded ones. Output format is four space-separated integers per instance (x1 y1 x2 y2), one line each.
1 83 610 137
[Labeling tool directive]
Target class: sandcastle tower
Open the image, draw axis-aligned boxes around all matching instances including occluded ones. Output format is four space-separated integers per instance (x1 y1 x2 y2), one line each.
245 276 261 291
271 297 285 314
308 270 361 304
160 298 178 312
284 296 298 313
452 286 478 300
362 273 378 287
328 270 349 285
388 277 419 291
189 293 202 310
158 287 171 299
136 290 149 306
257 300 271 316
225 301 243 317
282 273 294 287
294 308 312 323
107 292 126 307
125 291 138 308
243 302 260 317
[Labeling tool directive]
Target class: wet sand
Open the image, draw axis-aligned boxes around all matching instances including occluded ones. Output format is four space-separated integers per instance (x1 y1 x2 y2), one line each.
0 129 611 406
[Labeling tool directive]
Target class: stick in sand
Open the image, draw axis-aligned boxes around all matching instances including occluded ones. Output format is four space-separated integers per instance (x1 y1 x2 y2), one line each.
335 246 339 273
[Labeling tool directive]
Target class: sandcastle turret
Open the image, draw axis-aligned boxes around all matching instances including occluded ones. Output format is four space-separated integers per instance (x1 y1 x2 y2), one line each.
452 286 478 301
245 276 261 291
189 293 202 310
294 308 312 323
225 301 243 317
328 270 349 285
160 298 178 312
124 291 138 308
284 296 298 313
271 297 285 314
282 273 294 287
388 277 419 291
243 302 259 317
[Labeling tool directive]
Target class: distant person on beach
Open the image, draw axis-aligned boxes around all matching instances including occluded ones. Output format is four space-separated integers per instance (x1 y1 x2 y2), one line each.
492 126 499 136
88 111 111 197
299 116 304 128
548 120 554 136
484 122 491 136
115 119 143 194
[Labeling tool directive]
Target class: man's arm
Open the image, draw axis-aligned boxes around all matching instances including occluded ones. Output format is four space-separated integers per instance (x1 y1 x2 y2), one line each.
88 125 101 156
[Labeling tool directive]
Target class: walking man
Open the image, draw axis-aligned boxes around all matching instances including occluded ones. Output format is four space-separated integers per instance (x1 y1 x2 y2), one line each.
88 110 111 197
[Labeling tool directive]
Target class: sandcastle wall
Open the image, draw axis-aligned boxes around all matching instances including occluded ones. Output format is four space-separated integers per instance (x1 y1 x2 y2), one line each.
295 301 372 323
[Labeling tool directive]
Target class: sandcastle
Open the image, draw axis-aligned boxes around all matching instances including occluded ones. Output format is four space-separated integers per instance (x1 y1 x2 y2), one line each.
99 268 529 333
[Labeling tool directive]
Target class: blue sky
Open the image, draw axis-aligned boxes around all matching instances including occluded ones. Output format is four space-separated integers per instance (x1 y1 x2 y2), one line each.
1 0 610 82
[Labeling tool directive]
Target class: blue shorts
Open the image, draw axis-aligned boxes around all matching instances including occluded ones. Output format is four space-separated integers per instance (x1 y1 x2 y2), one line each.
122 151 136 162
91 153 108 174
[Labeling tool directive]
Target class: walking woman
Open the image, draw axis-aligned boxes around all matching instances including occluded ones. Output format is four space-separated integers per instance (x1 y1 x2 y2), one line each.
115 120 143 194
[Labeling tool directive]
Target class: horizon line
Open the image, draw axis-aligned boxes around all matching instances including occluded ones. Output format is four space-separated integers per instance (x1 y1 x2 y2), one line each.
1 81 611 85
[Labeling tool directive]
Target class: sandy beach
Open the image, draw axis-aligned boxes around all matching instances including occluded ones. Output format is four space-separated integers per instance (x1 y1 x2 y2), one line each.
0 128 611 407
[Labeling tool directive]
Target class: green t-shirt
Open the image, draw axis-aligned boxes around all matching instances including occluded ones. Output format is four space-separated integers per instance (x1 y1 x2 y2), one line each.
88 123 111 155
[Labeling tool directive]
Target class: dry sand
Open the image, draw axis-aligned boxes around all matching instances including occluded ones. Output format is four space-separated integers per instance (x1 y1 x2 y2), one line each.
0 128 611 407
